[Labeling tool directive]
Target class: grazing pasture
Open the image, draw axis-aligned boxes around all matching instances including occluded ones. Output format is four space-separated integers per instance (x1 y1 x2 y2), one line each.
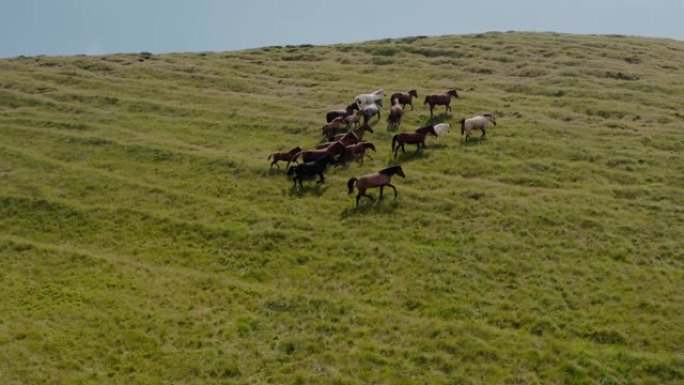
1 32 683 385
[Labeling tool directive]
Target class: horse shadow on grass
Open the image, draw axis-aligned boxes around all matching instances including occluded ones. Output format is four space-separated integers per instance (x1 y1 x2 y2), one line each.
424 113 451 125
340 199 400 218
284 184 330 198
462 136 488 146
387 149 433 165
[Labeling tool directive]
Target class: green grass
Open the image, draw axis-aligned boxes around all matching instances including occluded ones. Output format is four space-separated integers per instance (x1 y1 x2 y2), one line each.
1 32 683 384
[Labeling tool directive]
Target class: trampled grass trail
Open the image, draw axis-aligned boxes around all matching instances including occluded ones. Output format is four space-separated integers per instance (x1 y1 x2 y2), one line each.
1 32 683 384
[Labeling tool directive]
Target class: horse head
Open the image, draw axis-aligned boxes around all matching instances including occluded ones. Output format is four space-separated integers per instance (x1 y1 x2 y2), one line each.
483 113 497 125
365 142 376 152
408 89 418 98
360 124 373 134
448 89 460 98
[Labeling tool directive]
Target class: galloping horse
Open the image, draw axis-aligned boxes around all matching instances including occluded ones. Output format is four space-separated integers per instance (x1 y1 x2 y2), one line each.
318 131 361 149
331 123 373 142
461 113 497 143
326 103 359 123
424 89 459 117
391 125 437 158
389 89 418 110
362 101 382 124
321 116 345 137
344 142 376 164
292 141 347 163
347 165 406 206
356 89 385 108
287 155 334 188
268 146 301 169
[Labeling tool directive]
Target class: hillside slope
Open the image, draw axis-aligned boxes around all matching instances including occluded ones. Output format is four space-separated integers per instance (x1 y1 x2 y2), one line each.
1 32 683 384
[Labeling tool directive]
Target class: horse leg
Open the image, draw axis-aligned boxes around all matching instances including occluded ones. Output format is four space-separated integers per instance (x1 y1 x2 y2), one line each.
317 172 325 184
429 105 434 117
481 127 486 140
293 176 298 187
379 185 384 200
446 104 451 114
387 183 398 198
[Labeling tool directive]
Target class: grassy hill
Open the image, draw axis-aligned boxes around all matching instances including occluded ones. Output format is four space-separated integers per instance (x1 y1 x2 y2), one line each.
1 32 683 384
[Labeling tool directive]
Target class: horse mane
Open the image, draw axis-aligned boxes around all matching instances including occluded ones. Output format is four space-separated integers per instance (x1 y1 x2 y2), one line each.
482 113 493 117
415 125 435 134
379 165 401 175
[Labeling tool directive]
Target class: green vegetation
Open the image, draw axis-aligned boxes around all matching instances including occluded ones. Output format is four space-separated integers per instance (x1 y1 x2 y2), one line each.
1 32 683 384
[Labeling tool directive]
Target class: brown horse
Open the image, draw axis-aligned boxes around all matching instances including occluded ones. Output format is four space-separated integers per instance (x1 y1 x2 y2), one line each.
321 116 345 137
344 142 376 164
292 141 347 164
332 123 373 142
347 165 406 206
343 109 364 127
268 146 301 169
391 125 437 158
326 103 359 123
387 99 404 129
424 89 459 117
317 131 361 149
390 89 418 110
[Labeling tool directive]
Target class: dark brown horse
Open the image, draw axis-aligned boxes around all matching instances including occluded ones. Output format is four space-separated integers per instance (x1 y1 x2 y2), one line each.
326 103 359 123
344 142 376 164
292 141 347 164
390 89 418 110
268 146 301 169
424 89 459 117
347 165 406 206
288 155 334 188
391 125 437 158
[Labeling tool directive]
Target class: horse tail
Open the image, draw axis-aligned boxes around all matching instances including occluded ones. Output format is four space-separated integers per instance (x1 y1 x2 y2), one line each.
460 118 466 135
267 153 273 160
391 135 398 152
347 178 358 194
287 166 295 176
291 151 302 163
423 96 429 105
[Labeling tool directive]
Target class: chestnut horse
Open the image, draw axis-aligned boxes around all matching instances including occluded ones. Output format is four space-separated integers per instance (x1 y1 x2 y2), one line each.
347 165 406 206
389 89 418 110
321 116 345 137
292 141 347 164
268 146 301 169
344 142 376 164
424 89 459 117
391 125 437 158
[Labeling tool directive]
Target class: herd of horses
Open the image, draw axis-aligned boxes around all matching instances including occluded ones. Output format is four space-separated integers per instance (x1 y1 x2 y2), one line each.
268 88 498 206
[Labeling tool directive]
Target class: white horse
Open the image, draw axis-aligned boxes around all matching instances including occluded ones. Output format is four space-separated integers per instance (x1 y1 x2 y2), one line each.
361 100 382 124
460 113 497 143
355 89 385 109
433 123 451 136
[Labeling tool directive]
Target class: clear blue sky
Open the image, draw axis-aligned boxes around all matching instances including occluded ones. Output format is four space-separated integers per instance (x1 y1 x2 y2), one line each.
1 0 682 58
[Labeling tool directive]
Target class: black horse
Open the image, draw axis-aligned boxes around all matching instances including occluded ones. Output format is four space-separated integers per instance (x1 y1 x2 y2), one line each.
287 155 334 188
